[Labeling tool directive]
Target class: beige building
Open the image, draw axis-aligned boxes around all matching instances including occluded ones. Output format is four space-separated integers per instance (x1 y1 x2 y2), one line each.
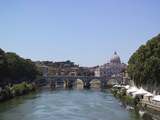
94 51 127 77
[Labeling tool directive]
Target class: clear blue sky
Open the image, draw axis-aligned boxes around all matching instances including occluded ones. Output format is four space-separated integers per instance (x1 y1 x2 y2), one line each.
0 0 160 67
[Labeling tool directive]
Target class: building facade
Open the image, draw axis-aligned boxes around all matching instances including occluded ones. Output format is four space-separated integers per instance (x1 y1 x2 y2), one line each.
94 51 127 77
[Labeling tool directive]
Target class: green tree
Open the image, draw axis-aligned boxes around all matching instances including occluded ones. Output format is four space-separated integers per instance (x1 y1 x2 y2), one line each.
0 48 8 81
77 71 82 76
128 34 160 86
121 68 126 73
64 68 71 75
36 67 43 76
56 68 61 75
48 67 56 75
2 86 13 100
0 50 40 85
12 85 21 96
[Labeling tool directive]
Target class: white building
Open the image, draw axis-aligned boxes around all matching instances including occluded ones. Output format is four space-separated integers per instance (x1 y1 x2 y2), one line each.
94 51 127 77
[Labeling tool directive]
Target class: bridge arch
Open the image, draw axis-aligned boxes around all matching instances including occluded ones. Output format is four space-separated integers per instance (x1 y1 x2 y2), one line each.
49 77 71 87
73 79 84 84
54 78 66 84
107 78 121 85
89 79 101 86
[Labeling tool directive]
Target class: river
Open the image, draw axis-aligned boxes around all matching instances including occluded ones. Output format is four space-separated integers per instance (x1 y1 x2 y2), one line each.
0 84 159 120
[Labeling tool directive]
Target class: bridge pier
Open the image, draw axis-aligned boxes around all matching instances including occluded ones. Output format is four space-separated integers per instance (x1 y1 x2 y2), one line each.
66 81 73 87
49 81 56 87
83 82 90 88
100 82 107 88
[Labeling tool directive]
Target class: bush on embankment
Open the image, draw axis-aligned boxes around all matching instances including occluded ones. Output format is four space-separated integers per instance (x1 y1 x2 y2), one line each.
111 88 141 106
123 95 135 105
123 95 141 106
111 89 118 96
0 82 37 103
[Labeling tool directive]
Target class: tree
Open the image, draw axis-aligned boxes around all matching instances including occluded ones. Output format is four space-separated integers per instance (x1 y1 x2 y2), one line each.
36 67 43 76
143 56 160 85
48 67 56 75
128 34 160 86
121 68 126 73
77 71 82 76
0 49 8 81
56 68 61 75
64 68 71 75
0 49 41 85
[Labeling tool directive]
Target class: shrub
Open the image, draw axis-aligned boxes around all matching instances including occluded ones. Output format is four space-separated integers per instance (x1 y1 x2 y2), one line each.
28 82 37 91
19 82 29 94
117 92 121 99
121 88 126 98
12 85 21 96
113 89 118 94
111 89 118 97
0 92 4 102
124 95 135 105
2 86 13 100
0 82 37 103
123 95 141 106
134 95 140 105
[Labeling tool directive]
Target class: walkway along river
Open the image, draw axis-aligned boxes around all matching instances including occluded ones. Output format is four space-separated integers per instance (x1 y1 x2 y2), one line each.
0 84 159 120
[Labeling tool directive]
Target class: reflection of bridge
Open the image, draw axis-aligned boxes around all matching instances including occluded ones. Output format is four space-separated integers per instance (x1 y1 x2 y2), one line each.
34 76 122 87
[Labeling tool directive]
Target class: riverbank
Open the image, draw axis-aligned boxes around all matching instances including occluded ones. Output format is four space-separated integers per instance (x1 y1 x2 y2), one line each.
142 100 160 111
111 88 141 106
111 88 160 112
0 82 37 103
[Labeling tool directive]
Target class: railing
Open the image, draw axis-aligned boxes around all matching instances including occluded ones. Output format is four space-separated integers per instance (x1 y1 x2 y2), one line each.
142 100 160 111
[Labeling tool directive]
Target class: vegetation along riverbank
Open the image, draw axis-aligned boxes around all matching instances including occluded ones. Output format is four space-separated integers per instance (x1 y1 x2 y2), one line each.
0 82 37 103
111 88 141 107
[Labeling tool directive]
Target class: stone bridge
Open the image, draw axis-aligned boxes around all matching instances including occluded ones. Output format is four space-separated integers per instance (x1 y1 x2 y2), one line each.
34 75 122 87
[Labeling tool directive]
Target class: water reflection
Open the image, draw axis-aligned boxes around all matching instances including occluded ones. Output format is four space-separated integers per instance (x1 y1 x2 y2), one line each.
0 91 37 113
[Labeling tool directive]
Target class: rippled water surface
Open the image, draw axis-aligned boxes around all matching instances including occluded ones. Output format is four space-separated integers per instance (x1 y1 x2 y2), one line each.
0 84 159 120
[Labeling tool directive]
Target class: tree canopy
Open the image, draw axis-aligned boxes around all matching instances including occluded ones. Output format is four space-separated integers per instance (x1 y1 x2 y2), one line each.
0 48 42 85
128 34 160 86
0 49 8 81
41 60 78 68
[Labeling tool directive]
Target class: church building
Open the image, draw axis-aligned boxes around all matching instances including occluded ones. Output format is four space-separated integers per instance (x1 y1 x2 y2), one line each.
94 51 127 77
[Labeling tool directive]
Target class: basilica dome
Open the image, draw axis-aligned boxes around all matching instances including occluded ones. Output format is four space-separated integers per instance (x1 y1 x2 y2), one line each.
110 51 121 65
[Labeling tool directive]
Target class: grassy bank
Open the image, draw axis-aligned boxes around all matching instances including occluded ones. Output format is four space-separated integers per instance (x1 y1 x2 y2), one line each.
0 82 37 103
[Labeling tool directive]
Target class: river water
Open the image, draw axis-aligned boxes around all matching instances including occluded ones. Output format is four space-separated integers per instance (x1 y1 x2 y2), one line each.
0 84 159 120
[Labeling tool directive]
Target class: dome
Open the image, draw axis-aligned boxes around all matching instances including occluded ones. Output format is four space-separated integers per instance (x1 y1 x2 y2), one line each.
110 51 121 65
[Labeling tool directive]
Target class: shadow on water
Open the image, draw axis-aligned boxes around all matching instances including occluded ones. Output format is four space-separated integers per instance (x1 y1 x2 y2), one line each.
0 91 37 113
